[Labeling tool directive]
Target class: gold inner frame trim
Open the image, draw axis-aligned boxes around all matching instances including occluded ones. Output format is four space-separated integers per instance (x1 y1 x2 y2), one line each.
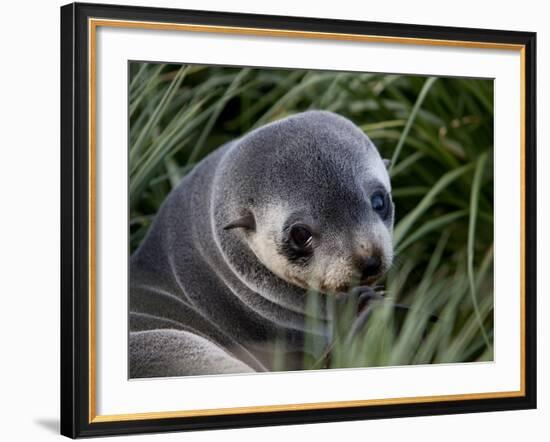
88 18 527 424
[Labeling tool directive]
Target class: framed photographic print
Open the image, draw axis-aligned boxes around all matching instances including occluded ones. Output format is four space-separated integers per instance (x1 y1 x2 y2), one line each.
60 2 537 438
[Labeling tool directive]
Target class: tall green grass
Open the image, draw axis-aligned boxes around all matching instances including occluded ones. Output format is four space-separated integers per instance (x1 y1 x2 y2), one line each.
129 62 494 367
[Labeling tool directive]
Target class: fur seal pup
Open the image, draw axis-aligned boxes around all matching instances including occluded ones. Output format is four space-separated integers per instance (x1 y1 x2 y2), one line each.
129 110 394 377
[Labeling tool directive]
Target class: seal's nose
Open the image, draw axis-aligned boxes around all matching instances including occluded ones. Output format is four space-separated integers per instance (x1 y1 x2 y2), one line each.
359 255 381 281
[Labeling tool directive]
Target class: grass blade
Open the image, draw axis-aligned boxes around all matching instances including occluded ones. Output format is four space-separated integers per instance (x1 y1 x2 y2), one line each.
467 152 492 351
393 161 475 245
389 76 437 173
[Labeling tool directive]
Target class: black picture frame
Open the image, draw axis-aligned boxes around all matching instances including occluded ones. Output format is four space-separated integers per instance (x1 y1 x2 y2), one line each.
60 2 537 438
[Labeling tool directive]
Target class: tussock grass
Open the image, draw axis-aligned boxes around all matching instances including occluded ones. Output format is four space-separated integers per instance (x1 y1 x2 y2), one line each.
129 62 494 368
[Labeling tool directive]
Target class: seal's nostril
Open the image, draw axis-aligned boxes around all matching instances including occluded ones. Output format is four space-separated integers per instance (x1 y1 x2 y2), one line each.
361 256 381 279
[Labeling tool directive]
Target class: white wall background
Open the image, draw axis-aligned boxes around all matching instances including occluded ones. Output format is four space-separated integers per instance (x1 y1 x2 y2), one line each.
0 0 546 440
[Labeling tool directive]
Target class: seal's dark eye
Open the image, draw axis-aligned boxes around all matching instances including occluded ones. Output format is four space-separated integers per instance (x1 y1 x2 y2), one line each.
290 225 313 249
370 191 386 213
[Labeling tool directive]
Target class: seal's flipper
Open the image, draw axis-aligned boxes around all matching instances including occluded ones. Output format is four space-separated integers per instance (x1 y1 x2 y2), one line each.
129 329 255 378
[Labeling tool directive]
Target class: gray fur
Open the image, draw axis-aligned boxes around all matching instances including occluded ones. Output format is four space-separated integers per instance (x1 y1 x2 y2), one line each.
129 110 393 377
129 330 254 377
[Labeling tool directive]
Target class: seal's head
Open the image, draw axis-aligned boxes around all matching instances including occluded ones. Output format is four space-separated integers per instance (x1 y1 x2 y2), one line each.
220 111 393 294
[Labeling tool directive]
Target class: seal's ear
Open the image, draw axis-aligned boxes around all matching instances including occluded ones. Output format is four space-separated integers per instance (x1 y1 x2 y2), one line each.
382 159 391 170
223 211 256 231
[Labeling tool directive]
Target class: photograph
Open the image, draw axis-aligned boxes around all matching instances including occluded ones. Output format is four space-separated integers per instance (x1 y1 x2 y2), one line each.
58 2 536 437
128 62 495 378
0 0 544 437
